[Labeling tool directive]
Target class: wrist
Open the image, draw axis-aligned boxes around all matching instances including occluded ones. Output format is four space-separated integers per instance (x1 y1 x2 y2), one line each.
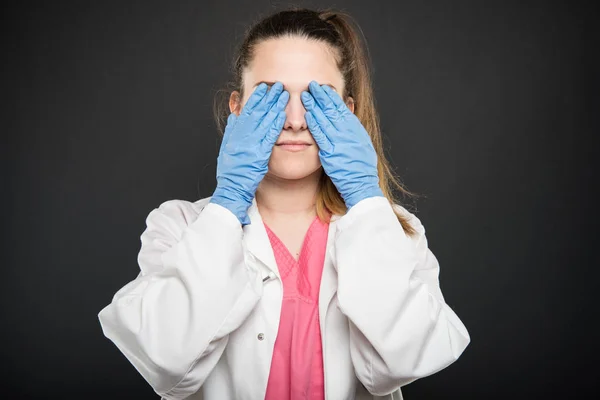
210 187 252 225
344 185 385 209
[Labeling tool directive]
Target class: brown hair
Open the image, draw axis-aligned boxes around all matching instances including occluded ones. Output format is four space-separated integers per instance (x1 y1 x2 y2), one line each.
213 7 421 237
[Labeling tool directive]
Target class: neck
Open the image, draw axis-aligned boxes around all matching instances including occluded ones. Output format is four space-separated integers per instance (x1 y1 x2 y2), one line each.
255 168 323 220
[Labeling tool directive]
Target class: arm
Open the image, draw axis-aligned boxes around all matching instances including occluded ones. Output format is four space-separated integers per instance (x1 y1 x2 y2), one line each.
334 196 470 396
98 199 263 399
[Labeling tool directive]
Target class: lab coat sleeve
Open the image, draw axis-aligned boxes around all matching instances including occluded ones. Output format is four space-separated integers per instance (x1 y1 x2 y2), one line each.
97 199 263 400
334 196 470 396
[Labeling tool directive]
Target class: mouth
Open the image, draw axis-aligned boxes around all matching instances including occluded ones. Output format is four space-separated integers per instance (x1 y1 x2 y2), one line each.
276 140 311 145
275 143 312 152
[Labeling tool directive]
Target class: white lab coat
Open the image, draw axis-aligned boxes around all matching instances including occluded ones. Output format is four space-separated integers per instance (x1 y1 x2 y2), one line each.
98 195 470 400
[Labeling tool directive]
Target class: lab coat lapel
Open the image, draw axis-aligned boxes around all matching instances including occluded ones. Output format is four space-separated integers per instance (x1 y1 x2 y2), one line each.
242 197 340 321
242 197 279 277
319 214 341 331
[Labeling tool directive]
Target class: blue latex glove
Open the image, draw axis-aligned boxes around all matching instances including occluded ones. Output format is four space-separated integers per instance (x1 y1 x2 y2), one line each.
301 80 384 209
210 82 289 225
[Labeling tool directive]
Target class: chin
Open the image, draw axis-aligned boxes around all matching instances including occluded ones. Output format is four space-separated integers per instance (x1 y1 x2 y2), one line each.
267 156 322 181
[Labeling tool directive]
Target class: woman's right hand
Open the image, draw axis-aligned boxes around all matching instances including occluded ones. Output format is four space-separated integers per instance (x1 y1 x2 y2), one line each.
210 82 289 225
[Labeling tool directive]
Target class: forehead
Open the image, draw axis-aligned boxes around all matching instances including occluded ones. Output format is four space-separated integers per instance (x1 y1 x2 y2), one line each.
243 36 344 93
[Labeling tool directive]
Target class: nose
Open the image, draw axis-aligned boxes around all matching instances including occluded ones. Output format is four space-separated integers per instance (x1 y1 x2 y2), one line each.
282 93 307 132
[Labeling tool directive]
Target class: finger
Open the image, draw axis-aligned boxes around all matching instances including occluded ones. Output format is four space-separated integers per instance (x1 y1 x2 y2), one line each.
271 89 289 113
260 111 286 153
258 91 289 132
305 111 333 154
301 91 336 136
321 84 351 116
308 80 342 122
252 81 284 118
219 113 237 157
240 83 269 116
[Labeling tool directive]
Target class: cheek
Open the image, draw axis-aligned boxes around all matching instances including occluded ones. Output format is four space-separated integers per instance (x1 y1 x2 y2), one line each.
238 97 248 113
236 91 251 112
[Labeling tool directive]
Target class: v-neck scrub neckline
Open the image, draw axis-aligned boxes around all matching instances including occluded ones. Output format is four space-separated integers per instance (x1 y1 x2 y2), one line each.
264 214 319 268
263 215 329 400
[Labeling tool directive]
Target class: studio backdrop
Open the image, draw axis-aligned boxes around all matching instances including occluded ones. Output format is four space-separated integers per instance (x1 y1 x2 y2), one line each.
3 0 597 399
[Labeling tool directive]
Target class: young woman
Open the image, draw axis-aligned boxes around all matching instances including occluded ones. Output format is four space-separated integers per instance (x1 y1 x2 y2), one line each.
98 8 470 400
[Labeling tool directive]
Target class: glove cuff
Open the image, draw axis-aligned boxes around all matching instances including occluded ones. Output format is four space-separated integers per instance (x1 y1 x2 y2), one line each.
345 186 385 209
209 188 252 226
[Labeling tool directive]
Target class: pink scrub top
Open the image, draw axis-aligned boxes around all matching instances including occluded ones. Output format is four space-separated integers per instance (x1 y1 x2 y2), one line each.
263 215 330 400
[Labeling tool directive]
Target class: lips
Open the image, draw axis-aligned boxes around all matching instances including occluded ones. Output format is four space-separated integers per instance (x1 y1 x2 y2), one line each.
275 141 312 152
276 141 311 146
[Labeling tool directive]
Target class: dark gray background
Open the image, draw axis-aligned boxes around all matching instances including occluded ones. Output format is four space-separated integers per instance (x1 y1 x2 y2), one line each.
3 0 598 398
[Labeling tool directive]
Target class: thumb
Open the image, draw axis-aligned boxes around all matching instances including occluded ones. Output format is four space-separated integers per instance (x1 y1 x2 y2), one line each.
305 111 332 154
261 111 286 154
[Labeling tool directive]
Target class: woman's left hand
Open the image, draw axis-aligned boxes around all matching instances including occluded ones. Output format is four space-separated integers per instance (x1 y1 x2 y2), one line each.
302 80 384 209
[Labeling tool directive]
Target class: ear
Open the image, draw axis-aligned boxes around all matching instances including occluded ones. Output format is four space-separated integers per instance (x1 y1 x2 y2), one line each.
345 96 355 114
229 91 242 115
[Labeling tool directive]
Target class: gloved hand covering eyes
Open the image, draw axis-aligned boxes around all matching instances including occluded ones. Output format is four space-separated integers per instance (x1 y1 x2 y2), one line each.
210 82 289 225
301 80 385 209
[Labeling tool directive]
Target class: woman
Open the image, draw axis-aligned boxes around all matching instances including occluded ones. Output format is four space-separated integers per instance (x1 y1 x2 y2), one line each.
98 7 470 400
